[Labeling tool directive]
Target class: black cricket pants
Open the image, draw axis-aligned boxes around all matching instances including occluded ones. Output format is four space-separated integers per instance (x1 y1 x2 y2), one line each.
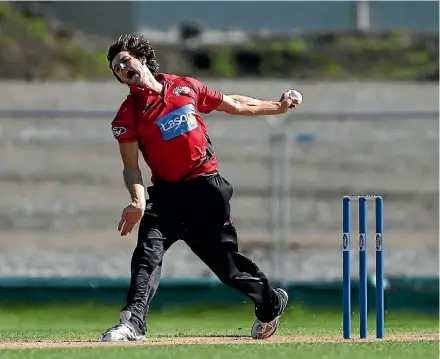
122 173 281 333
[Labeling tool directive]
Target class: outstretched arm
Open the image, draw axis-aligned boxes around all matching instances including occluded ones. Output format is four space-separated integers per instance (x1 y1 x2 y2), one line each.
216 90 299 116
184 76 301 116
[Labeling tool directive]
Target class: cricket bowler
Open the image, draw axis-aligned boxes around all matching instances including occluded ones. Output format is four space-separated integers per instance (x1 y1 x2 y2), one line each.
101 34 302 342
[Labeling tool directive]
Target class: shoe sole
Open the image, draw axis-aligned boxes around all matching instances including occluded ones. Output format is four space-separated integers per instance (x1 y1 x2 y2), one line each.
102 334 146 342
102 337 146 342
251 288 289 340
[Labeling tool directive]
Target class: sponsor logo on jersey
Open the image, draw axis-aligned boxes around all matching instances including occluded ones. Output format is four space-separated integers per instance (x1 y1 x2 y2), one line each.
173 85 191 96
112 127 127 138
156 104 198 140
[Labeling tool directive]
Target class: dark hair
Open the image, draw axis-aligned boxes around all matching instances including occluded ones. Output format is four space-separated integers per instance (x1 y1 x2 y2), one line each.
107 34 160 82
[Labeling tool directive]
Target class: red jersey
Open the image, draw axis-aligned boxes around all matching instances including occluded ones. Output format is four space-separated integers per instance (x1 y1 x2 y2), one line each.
111 74 223 183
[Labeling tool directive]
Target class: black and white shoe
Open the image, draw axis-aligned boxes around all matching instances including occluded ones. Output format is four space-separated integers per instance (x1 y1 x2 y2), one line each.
101 310 146 342
251 288 289 340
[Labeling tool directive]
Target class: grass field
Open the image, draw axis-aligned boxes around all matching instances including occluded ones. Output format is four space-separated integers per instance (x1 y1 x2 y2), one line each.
0 302 438 358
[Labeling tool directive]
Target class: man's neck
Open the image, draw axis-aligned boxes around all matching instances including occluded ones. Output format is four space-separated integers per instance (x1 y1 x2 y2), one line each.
140 71 163 93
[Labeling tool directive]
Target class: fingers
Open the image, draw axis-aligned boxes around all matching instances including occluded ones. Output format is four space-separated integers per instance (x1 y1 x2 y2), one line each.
118 214 126 232
125 223 136 235
280 97 293 112
281 92 289 102
282 89 302 111
283 95 300 110
118 209 129 235
119 219 137 236
118 209 139 236
118 206 130 230
120 221 129 236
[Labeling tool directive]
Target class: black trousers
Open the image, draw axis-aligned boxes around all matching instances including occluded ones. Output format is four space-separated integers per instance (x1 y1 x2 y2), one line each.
122 173 281 334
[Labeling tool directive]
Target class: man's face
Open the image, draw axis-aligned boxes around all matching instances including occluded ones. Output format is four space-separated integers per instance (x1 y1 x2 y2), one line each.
111 51 144 85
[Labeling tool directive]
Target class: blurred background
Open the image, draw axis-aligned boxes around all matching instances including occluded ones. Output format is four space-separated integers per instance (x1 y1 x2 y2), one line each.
0 1 438 314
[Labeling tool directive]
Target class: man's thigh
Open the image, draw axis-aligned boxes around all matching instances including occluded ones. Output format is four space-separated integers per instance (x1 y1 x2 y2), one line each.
183 223 237 277
183 218 239 256
134 201 181 269
184 174 235 239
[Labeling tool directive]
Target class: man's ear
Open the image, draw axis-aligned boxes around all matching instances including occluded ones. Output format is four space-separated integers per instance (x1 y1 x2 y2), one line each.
140 57 147 65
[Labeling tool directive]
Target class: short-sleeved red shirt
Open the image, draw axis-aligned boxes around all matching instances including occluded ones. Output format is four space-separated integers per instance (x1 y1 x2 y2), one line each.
111 74 223 183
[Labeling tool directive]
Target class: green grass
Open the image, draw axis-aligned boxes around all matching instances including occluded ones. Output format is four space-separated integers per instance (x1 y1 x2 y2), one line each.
0 303 438 358
0 342 438 359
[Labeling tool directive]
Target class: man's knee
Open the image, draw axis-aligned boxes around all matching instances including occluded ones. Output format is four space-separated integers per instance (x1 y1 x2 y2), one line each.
133 229 166 275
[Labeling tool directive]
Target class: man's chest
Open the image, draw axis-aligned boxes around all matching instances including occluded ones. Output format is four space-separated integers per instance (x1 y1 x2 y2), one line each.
135 87 200 142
